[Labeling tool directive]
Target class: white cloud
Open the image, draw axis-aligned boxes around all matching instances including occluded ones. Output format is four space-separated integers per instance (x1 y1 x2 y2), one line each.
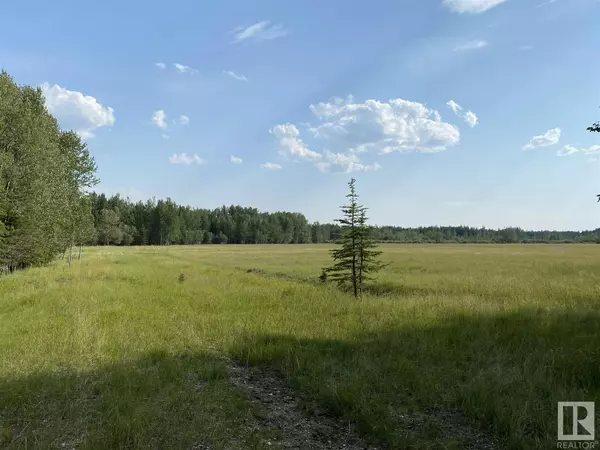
316 151 382 173
309 97 460 154
443 0 507 14
232 21 288 44
223 70 248 82
169 153 204 165
447 100 463 115
230 155 243 164
519 45 534 52
557 144 600 156
260 162 282 170
464 111 479 128
155 62 166 69
267 96 463 174
446 100 479 127
162 134 170 139
41 83 115 139
270 123 323 161
151 110 168 130
453 40 489 52
173 63 198 74
175 115 190 125
557 145 578 156
522 128 561 150
78 130 95 140
447 100 479 127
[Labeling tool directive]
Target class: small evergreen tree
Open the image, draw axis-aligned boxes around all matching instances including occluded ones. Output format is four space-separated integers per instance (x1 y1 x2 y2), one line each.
355 203 386 289
321 178 386 297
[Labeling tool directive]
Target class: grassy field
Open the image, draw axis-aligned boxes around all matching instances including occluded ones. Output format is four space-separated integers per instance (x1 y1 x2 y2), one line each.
1 244 599 449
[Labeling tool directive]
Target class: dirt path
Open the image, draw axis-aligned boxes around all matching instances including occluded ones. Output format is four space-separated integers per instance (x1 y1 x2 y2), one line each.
192 359 499 449
227 362 382 450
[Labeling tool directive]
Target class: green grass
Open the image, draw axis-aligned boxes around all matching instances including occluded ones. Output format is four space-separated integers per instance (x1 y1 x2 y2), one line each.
1 244 599 449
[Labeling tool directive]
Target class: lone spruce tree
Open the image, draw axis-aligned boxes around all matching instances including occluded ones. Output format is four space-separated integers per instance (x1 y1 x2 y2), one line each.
321 178 386 297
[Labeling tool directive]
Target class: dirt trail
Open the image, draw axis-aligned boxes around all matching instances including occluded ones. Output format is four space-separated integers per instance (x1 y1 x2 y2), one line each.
228 362 382 450
193 360 499 449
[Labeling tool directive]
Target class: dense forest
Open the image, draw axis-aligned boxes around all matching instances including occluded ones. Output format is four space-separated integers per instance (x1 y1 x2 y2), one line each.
89 192 600 246
2 71 600 273
0 72 97 272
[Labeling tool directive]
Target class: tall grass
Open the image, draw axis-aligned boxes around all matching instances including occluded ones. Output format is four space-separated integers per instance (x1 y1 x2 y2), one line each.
1 245 598 449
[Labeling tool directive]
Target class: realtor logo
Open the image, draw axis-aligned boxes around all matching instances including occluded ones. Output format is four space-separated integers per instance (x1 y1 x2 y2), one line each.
558 402 595 448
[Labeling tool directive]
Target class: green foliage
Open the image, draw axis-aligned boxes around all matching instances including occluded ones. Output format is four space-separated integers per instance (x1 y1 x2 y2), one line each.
97 208 122 245
0 71 98 271
87 193 315 246
1 244 598 449
83 192 600 246
322 178 385 297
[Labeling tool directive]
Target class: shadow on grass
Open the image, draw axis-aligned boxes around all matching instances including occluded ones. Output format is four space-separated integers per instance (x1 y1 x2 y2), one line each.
1 310 598 450
0 351 264 450
230 309 600 450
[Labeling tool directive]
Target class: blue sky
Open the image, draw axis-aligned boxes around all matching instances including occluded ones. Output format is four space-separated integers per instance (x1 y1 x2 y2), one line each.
2 0 600 230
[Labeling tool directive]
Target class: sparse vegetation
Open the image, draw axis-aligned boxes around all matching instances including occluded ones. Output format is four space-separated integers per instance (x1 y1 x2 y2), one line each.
1 244 598 449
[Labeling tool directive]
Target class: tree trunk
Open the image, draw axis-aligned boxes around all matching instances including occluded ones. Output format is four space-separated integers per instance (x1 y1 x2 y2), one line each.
78 244 82 260
68 244 73 267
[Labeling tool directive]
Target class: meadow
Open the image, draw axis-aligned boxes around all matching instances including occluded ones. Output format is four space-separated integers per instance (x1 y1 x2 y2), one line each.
0 244 598 449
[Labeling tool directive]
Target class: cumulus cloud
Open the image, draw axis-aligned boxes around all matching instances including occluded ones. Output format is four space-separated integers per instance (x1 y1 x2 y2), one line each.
41 83 114 139
173 63 198 74
230 155 243 164
169 153 204 165
223 70 248 82
309 97 460 154
151 110 168 130
155 62 166 69
270 123 323 161
453 40 489 52
267 96 463 174
232 21 288 44
443 0 507 14
522 128 561 150
175 115 190 125
260 162 282 170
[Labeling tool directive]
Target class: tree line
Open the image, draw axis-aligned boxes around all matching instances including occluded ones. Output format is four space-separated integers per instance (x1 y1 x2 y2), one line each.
2 71 600 274
0 72 97 272
88 192 600 246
